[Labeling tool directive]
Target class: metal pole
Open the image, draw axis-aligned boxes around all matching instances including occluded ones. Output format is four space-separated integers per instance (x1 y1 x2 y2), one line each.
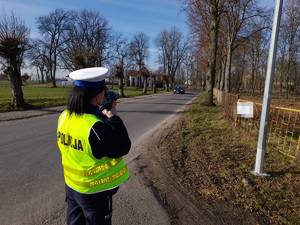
252 0 283 176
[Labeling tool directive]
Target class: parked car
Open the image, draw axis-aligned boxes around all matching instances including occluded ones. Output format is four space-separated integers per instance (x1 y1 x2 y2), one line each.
173 86 185 94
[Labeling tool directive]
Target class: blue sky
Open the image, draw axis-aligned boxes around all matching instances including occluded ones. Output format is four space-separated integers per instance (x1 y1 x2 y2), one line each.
0 0 189 72
0 0 275 74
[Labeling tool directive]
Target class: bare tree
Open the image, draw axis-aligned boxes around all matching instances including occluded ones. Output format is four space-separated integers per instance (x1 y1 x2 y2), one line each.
36 8 72 87
28 39 50 83
150 70 161 93
155 29 168 73
231 42 250 93
139 63 150 94
243 15 270 96
110 32 129 97
180 0 223 106
128 32 150 92
183 46 207 89
280 0 300 99
221 0 262 93
113 65 125 96
61 9 113 71
277 32 288 95
154 27 189 91
0 11 30 107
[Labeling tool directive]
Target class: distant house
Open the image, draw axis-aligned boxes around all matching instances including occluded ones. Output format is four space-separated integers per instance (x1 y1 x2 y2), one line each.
128 70 139 86
21 74 31 82
128 70 152 87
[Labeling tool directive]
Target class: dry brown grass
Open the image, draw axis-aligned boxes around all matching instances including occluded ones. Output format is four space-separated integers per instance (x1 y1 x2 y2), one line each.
237 89 300 110
161 93 300 224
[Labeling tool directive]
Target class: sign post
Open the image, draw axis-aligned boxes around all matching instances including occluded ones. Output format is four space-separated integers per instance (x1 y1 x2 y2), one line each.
252 0 284 176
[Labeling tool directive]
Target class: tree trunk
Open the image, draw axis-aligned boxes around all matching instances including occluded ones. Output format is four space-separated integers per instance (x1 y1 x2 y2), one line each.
118 77 124 97
152 76 157 93
52 76 57 88
236 56 245 94
170 76 175 90
164 81 169 91
143 76 148 95
217 70 221 90
8 67 26 108
279 53 285 95
251 72 256 97
295 66 299 96
136 76 140 90
224 45 232 93
204 3 218 106
51 64 57 88
286 55 292 100
220 58 226 91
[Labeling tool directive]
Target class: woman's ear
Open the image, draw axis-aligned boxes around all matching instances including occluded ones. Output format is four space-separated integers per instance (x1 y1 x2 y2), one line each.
95 93 100 105
91 91 104 106
97 90 105 105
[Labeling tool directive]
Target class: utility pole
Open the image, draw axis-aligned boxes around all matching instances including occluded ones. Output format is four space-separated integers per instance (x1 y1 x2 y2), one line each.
252 0 284 176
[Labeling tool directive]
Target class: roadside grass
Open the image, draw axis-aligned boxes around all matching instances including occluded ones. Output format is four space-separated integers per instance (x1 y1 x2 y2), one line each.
0 81 165 112
236 89 300 110
162 93 299 224
0 82 71 112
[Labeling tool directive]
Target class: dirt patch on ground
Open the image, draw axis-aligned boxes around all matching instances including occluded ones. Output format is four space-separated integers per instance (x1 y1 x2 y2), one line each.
135 111 270 225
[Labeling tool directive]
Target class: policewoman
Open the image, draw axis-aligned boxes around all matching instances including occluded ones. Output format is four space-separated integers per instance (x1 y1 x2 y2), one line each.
57 67 131 225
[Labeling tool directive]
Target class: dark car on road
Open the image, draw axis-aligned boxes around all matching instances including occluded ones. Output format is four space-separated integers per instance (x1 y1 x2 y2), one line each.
173 86 185 94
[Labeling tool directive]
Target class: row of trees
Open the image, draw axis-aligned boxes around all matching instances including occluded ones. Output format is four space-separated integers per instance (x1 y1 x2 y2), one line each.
1 1 298 107
276 0 300 98
0 8 190 107
179 0 299 105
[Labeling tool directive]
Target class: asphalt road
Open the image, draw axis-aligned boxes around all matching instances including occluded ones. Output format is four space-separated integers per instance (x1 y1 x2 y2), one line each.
0 90 200 225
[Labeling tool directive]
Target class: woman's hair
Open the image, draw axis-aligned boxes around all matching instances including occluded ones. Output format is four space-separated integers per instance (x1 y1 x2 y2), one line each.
67 84 106 115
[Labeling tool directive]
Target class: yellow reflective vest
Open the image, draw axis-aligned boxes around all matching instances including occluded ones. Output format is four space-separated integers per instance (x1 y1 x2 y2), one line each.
57 110 130 194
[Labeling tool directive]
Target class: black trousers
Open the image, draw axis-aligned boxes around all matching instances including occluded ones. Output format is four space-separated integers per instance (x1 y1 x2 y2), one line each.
65 185 118 225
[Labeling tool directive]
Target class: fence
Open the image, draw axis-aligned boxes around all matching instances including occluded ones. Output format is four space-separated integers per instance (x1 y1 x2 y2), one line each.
214 89 300 160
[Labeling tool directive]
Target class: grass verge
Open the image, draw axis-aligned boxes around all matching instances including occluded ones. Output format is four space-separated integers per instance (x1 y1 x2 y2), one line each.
0 82 165 112
162 93 299 224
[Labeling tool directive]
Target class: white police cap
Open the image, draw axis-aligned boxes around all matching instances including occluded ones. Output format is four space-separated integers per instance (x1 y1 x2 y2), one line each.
69 67 108 88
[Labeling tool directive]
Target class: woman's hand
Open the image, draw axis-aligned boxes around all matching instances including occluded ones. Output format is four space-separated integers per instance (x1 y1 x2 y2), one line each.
102 101 117 118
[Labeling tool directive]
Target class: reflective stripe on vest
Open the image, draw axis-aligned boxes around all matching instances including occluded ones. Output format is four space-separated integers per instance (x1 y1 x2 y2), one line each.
64 165 128 188
57 110 130 194
63 158 123 176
